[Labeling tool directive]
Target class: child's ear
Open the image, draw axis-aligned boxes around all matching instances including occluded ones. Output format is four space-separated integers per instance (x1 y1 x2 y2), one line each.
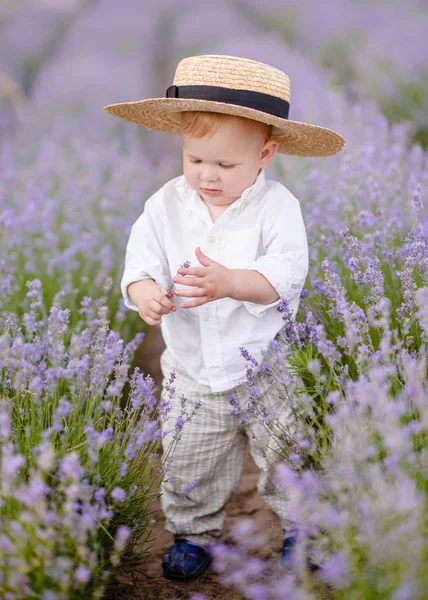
260 139 279 166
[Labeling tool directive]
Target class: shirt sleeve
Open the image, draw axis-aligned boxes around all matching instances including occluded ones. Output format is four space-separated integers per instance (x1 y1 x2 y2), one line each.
120 188 172 311
243 189 309 318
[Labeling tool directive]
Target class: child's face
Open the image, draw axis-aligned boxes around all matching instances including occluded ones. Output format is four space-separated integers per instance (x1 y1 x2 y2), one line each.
182 116 278 209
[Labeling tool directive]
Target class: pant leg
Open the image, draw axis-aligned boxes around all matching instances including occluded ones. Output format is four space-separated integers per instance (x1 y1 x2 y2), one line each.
159 348 247 547
234 331 298 532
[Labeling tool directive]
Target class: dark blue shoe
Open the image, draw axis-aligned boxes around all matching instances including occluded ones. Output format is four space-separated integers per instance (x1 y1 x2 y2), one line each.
282 531 319 572
162 538 211 581
282 531 297 564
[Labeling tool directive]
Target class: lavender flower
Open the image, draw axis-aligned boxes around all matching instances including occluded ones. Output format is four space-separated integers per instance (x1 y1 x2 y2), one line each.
2 2 428 598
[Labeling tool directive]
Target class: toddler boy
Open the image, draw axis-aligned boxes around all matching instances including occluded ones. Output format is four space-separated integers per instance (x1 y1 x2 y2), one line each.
104 54 345 580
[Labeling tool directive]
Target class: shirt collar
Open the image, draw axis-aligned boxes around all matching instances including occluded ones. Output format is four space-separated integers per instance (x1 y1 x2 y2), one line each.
175 168 266 212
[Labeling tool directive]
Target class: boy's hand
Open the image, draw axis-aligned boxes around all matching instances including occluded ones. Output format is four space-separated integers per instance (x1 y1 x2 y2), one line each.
139 286 177 326
172 247 235 308
128 279 177 326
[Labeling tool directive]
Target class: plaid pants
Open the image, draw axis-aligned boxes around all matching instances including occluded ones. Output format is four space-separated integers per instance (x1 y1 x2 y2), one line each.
159 332 295 547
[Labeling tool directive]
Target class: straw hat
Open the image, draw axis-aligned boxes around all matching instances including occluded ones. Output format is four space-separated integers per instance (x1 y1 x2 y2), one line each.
104 54 345 157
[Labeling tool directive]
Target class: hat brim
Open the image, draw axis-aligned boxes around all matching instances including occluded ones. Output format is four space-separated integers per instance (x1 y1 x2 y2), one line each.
104 97 345 157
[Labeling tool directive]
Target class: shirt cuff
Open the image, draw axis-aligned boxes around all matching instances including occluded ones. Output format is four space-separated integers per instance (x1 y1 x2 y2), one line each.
242 256 297 318
243 297 281 318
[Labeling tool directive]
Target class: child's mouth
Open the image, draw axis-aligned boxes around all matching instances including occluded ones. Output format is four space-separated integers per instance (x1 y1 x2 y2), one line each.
201 188 222 195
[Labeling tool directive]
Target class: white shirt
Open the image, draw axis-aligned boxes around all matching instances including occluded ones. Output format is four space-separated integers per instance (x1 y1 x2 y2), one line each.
121 168 309 392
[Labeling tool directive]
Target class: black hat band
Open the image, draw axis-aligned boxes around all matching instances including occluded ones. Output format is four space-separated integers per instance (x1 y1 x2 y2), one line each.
166 84 290 120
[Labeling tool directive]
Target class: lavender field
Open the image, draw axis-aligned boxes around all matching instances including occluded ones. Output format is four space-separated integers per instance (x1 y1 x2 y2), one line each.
1 1 428 599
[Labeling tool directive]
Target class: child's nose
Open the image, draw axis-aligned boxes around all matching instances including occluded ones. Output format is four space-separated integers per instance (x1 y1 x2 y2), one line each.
200 166 218 181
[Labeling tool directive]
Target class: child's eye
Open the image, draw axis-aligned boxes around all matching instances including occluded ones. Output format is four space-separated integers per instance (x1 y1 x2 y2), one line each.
189 159 234 169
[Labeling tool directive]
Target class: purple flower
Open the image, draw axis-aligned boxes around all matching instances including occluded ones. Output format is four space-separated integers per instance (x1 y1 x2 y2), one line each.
114 526 131 552
320 552 350 589
177 480 196 497
111 486 127 503
228 394 241 418
240 346 258 366
74 565 91 583
245 584 269 600
239 411 248 425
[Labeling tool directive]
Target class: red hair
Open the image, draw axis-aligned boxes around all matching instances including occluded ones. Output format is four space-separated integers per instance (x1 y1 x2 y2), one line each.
180 111 273 141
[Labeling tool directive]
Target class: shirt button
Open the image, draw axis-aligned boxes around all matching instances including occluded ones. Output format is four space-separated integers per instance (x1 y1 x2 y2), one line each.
204 315 212 323
208 235 216 244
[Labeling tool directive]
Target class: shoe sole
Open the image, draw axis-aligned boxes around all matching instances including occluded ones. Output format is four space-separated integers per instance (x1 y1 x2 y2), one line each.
162 561 210 581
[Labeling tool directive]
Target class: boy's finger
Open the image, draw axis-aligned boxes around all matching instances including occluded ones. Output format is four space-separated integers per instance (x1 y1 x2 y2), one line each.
152 301 175 316
160 287 171 296
146 316 162 326
156 291 177 311
173 276 204 287
151 301 169 316
176 267 206 277
139 310 161 326
182 297 208 309
174 287 204 297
